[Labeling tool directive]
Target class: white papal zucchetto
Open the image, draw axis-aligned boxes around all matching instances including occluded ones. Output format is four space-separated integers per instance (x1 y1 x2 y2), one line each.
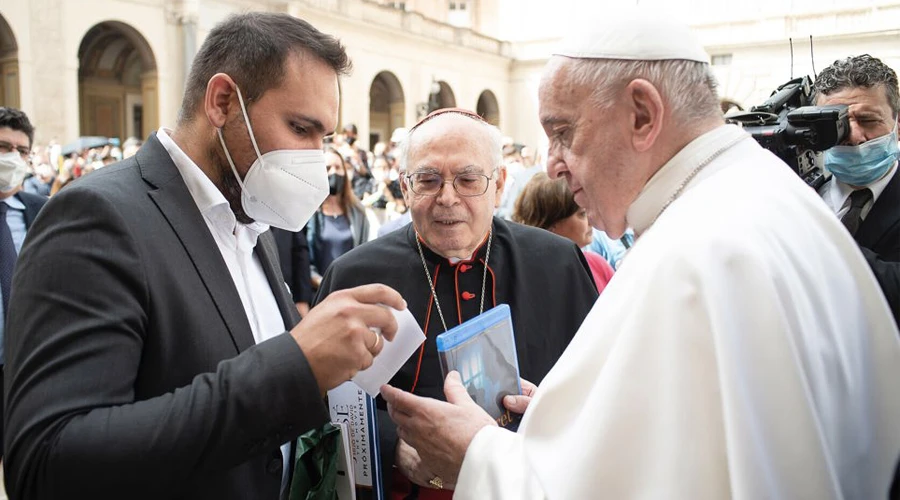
552 8 710 64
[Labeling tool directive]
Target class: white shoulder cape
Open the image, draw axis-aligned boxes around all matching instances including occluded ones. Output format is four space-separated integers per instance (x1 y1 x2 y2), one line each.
454 133 900 499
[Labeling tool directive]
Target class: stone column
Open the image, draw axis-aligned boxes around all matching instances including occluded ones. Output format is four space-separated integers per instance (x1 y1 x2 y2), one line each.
0 55 20 108
163 0 199 125
29 0 72 143
141 70 159 136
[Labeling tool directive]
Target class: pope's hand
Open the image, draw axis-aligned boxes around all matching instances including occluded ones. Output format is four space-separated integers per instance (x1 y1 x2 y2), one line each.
381 371 496 485
395 439 454 489
502 377 537 414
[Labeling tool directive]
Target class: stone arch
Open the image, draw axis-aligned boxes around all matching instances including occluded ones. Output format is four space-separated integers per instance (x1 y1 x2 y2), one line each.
0 14 19 108
476 89 500 127
434 80 456 110
369 70 406 149
78 21 158 141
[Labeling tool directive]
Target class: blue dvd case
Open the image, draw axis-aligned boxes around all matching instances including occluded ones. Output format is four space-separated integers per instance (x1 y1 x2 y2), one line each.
436 304 523 430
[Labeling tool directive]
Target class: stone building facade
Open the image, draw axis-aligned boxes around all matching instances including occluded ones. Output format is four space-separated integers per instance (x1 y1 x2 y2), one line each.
0 0 897 152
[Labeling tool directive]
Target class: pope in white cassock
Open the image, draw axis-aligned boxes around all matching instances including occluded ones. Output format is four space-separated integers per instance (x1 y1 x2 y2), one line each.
380 10 900 499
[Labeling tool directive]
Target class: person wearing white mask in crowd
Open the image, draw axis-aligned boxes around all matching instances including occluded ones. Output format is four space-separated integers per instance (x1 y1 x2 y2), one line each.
4 13 405 500
381 10 900 499
814 54 900 327
0 107 47 463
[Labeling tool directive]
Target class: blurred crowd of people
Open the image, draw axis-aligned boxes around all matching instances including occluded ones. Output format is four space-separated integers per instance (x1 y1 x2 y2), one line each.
20 137 143 197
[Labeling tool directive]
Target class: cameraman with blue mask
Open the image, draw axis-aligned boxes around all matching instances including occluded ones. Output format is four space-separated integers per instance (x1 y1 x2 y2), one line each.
814 54 900 328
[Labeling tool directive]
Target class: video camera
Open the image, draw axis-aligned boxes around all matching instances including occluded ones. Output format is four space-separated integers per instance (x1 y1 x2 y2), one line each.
726 76 850 190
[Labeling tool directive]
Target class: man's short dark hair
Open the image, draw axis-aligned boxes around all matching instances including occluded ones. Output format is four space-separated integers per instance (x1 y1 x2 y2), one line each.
178 12 352 124
813 54 900 117
343 123 358 135
0 107 35 147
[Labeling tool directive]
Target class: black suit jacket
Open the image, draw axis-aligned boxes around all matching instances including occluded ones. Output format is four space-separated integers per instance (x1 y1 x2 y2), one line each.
4 134 329 500
852 172 900 325
0 190 47 457
857 169 900 260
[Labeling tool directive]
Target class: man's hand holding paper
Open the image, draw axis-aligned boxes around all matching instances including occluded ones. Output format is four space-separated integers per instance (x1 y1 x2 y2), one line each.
292 284 406 394
352 305 426 396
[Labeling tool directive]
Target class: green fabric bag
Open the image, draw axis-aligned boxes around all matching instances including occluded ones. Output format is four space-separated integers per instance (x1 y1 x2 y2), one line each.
288 422 341 500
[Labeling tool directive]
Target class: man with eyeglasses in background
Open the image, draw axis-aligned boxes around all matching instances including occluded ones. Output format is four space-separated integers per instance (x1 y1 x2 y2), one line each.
0 107 47 461
315 108 598 499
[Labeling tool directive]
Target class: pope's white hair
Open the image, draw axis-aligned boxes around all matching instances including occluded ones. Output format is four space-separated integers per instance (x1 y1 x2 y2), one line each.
397 113 503 173
567 58 723 126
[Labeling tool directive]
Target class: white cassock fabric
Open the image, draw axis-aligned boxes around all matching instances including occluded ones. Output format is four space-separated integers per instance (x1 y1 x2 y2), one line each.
454 124 900 499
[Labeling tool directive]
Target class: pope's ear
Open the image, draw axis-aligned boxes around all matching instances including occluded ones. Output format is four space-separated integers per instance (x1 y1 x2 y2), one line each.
205 73 237 129
626 79 664 153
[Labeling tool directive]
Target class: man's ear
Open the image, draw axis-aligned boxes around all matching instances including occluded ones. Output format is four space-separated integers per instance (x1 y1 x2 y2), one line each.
205 73 238 129
625 79 665 153
493 165 508 208
399 171 411 204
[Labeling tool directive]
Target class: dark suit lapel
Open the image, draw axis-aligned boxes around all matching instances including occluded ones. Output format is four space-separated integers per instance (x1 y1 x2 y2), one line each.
138 133 256 353
22 206 36 228
15 193 44 229
857 169 900 249
256 230 301 330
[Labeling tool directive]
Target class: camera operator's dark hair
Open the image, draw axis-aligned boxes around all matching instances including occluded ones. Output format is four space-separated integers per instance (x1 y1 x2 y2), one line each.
813 54 899 117
178 12 351 124
0 107 34 147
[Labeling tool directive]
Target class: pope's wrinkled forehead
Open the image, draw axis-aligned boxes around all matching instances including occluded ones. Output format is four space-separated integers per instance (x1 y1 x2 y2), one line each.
539 56 575 92
538 57 588 120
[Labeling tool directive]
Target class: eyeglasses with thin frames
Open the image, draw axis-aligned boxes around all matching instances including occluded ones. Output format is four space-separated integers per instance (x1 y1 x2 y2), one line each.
405 168 498 197
0 140 32 163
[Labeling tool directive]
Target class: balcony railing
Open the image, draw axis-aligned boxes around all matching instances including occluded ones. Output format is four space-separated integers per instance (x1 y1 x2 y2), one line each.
693 2 900 47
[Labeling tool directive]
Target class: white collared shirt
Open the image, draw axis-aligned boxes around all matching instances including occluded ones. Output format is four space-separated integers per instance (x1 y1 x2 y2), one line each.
156 128 285 344
157 128 292 486
819 161 897 220
3 194 26 252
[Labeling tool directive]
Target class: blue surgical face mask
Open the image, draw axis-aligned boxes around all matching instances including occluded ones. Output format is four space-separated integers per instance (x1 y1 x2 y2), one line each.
825 122 900 186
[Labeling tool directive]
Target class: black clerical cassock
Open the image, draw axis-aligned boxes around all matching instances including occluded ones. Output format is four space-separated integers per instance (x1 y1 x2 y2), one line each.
315 216 598 498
